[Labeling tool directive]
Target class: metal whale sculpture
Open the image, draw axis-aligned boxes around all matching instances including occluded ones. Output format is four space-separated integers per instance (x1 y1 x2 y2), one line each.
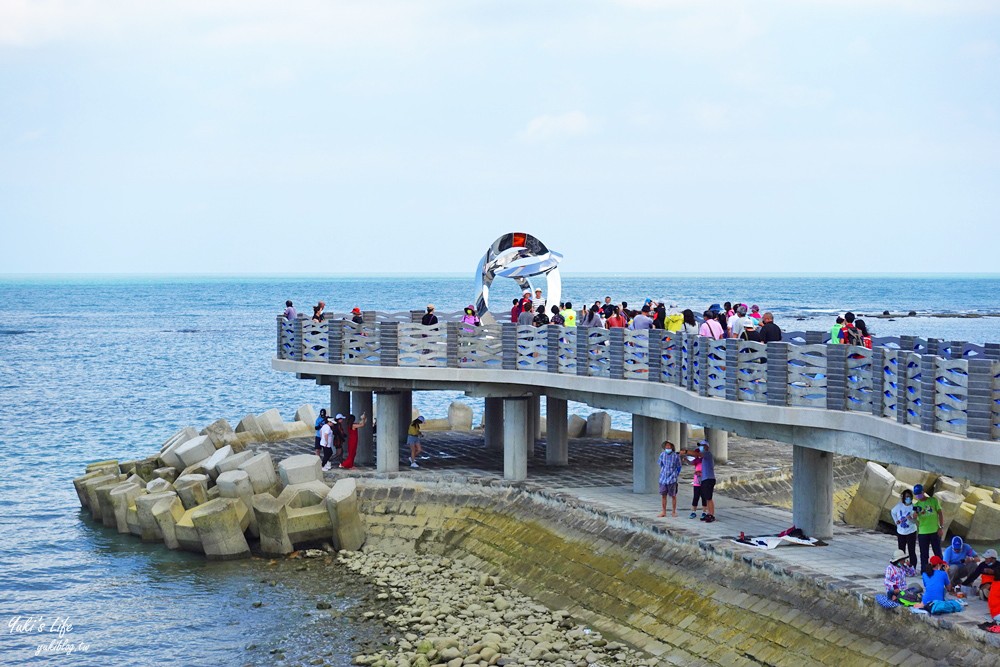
474 233 563 317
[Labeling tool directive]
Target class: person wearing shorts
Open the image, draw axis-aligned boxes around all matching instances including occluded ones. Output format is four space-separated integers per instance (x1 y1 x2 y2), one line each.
657 440 682 518
688 458 705 519
681 440 717 523
406 416 425 468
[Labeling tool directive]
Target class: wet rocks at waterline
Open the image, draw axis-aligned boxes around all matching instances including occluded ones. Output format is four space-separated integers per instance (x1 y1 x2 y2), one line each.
73 406 366 560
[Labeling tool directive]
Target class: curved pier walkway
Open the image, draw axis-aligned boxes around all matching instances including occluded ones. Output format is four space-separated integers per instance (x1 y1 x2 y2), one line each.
273 311 1000 539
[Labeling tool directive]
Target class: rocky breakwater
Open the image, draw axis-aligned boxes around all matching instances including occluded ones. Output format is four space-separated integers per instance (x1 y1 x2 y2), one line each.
342 551 651 667
72 405 367 559
846 462 1000 541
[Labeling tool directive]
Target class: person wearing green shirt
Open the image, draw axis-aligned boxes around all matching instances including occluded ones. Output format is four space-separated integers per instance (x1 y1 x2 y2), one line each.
829 316 844 344
560 302 577 327
913 483 944 575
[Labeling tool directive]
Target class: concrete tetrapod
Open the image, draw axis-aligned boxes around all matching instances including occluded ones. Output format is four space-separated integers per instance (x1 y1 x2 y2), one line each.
135 491 180 542
325 478 366 552
215 450 255 476
189 497 251 560
277 454 323 487
73 468 118 508
448 401 473 431
216 469 258 538
109 482 145 534
151 494 186 550
844 462 894 530
199 444 233 481
175 435 216 468
253 493 294 557
966 500 1000 543
82 473 122 521
174 474 210 510
94 480 125 528
586 411 611 438
237 452 279 495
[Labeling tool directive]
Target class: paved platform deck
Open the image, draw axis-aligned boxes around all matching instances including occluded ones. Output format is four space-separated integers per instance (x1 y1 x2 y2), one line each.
264 431 997 641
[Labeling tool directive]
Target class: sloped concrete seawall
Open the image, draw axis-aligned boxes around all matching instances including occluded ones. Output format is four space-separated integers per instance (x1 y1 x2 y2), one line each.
355 478 1000 667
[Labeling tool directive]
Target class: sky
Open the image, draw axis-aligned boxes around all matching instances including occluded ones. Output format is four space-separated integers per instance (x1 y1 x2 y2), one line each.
1 0 998 275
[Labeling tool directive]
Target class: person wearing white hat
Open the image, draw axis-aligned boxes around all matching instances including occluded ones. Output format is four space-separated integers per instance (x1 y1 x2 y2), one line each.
959 548 998 600
884 548 918 602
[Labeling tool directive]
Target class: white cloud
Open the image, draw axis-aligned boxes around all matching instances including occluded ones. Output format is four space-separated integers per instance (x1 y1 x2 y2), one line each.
519 111 593 142
962 39 1000 58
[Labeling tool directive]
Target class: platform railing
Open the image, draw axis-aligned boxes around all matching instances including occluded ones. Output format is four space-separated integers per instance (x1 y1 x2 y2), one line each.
277 313 1000 441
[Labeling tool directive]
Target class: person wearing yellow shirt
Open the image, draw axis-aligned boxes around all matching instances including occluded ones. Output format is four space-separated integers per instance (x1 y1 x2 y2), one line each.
560 302 577 327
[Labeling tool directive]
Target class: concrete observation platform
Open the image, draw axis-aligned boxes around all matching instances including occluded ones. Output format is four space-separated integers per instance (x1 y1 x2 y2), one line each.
263 431 997 643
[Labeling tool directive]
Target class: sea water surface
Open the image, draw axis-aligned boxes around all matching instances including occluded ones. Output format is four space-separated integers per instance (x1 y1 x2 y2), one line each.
1 274 998 666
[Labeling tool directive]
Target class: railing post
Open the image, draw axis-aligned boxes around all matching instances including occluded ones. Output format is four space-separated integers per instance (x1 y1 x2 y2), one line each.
870 347 885 416
948 341 967 360
826 345 848 411
919 354 937 431
446 322 460 368
379 322 398 367
966 359 994 441
698 337 710 396
899 335 916 352
685 334 698 392
986 343 1000 361
608 328 625 380
328 319 343 364
276 316 284 359
647 331 662 383
362 310 377 326
926 338 941 357
576 327 589 376
546 326 561 374
502 323 517 371
806 330 826 345
896 351 911 424
766 342 789 406
409 309 423 324
725 339 739 401
293 317 305 361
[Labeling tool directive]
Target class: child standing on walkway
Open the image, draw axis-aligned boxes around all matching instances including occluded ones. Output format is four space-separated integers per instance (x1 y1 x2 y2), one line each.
689 456 705 519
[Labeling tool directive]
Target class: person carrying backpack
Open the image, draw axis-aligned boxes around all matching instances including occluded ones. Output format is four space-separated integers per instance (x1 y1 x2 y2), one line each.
839 311 864 346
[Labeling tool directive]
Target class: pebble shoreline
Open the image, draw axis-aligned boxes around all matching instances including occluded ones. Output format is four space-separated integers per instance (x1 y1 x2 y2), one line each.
341 550 654 667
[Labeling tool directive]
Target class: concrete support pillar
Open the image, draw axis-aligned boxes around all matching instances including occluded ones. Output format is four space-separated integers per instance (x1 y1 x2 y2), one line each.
351 390 374 466
705 427 728 465
376 392 401 473
504 398 529 481
546 397 568 466
526 395 538 456
330 385 351 419
397 390 412 444
792 445 834 540
530 395 542 440
665 420 680 447
484 397 504 452
632 415 667 494
677 423 689 450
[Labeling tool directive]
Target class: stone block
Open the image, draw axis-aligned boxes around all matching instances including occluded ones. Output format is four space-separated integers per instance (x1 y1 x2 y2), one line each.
175 435 215 468
110 482 144 534
201 445 233 480
200 418 234 449
278 454 324 487
159 426 199 453
253 493 294 556
82 473 121 520
146 478 173 494
217 470 258 537
586 411 611 438
73 469 116 509
256 408 286 440
152 494 186 549
933 476 963 496
94 480 124 528
967 500 1000 543
448 402 474 431
950 502 976 538
119 456 159 481
153 467 178 483
844 462 894 530
216 450 255 476
86 459 119 473
325 478 366 552
135 491 179 541
190 498 251 560
965 486 994 504
174 474 210 510
935 491 965 534
295 404 318 426
421 418 450 431
995 489 1000 504
235 413 266 441
886 465 938 490
237 452 279 495
567 414 587 439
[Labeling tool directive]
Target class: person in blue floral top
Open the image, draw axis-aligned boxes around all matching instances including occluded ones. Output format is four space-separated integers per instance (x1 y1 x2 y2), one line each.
657 440 682 518
885 548 918 602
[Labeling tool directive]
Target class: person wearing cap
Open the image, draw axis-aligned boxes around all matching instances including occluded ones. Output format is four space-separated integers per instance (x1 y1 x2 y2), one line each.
318 415 336 470
350 307 363 325
921 555 951 606
461 305 480 329
421 304 438 326
884 549 918 601
890 488 919 569
680 440 717 523
913 483 945 574
535 288 545 308
943 536 979 591
407 416 426 468
960 548 998 600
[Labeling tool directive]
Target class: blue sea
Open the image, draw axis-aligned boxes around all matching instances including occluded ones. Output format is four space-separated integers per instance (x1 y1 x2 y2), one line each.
1 274 998 666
